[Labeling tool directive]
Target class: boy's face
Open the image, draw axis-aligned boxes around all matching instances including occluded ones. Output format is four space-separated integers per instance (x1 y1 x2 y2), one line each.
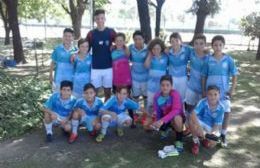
60 86 72 99
116 88 128 102
170 38 181 49
115 36 125 49
63 32 73 45
152 44 162 56
95 14 106 28
133 35 144 48
79 42 89 54
207 89 220 106
212 40 224 54
194 39 206 53
160 80 172 95
83 88 96 102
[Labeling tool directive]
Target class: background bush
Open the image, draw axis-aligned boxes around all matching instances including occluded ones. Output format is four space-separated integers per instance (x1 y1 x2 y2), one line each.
0 70 50 140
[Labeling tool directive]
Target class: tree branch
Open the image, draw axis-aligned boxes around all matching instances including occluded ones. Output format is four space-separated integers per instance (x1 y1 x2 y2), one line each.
61 3 71 14
148 0 157 8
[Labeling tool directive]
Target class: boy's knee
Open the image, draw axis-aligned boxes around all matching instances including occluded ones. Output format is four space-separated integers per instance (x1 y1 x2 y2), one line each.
102 115 111 122
173 116 183 129
94 123 101 130
63 124 71 132
124 119 132 126
50 113 57 121
72 110 81 119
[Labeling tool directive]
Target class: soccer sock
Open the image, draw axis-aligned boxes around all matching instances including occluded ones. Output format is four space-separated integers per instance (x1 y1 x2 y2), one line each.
193 136 200 144
101 121 109 135
221 129 227 135
129 109 134 121
44 122 53 135
176 131 183 142
71 119 79 134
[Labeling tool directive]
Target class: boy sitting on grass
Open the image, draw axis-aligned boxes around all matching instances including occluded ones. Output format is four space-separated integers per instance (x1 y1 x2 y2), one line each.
189 85 225 155
43 80 76 142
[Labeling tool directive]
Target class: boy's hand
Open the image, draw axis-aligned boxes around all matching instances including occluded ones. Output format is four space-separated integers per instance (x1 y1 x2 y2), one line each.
151 120 163 129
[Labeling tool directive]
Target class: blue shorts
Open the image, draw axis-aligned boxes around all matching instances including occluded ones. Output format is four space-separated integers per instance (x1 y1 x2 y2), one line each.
132 80 147 97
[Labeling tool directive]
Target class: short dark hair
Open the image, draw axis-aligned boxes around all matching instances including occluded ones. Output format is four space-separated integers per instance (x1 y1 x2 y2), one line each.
77 38 88 48
94 9 105 16
115 32 126 41
169 32 182 42
115 85 129 94
147 38 166 53
63 28 74 35
60 80 73 90
133 30 144 39
194 34 206 43
211 35 225 46
160 75 173 85
83 83 96 92
207 85 220 92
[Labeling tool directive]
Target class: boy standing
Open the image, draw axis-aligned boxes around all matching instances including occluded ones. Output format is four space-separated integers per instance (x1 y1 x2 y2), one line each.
86 9 116 101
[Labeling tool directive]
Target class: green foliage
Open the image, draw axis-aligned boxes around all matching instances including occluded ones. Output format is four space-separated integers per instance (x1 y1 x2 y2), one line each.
0 70 50 140
18 0 65 21
187 0 221 17
240 12 260 38
94 0 110 9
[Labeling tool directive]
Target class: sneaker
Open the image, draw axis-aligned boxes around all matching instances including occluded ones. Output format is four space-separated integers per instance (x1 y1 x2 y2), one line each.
46 133 53 142
191 143 200 155
202 139 210 148
175 141 184 153
117 128 124 137
158 147 179 159
68 133 78 144
96 134 105 143
220 134 228 148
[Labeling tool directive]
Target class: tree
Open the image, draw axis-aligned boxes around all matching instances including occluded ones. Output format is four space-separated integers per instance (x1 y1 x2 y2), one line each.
57 0 109 40
0 1 10 45
149 0 165 37
240 12 260 60
188 0 221 44
3 0 25 63
136 0 152 43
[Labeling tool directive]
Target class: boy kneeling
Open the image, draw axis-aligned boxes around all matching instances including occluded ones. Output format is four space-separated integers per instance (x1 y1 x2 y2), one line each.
43 80 76 142
189 85 225 155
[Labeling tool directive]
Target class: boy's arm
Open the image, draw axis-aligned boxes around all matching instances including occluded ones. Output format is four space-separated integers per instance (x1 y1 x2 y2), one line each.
229 75 237 98
211 124 221 134
144 52 152 69
124 46 131 57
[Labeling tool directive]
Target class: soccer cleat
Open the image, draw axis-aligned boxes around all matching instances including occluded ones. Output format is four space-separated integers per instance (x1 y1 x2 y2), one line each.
175 141 184 153
96 134 105 143
117 128 124 137
202 139 210 148
46 133 53 142
88 130 97 137
158 145 179 159
220 134 228 148
191 143 200 155
68 133 78 144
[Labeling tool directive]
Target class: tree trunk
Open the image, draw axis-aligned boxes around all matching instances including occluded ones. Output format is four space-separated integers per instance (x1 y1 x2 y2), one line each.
4 0 25 63
71 14 82 40
4 25 10 45
155 0 165 37
190 12 207 45
137 0 152 43
256 37 260 60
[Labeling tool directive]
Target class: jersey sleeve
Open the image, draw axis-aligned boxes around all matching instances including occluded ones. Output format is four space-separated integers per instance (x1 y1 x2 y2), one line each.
214 108 224 125
100 96 115 111
194 99 205 116
228 56 239 76
125 98 140 111
201 57 209 77
44 94 55 110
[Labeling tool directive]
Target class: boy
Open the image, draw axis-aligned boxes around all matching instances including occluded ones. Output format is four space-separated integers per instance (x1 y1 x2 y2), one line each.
96 86 141 142
202 35 238 147
189 85 225 155
43 80 76 142
151 75 185 152
69 83 103 143
49 28 76 92
185 34 209 113
86 9 116 101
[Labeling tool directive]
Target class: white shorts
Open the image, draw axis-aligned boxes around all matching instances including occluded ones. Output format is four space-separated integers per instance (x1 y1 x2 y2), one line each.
198 119 212 133
172 76 187 102
132 80 147 97
91 68 112 88
221 99 231 113
185 87 202 106
102 112 132 126
52 112 68 126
